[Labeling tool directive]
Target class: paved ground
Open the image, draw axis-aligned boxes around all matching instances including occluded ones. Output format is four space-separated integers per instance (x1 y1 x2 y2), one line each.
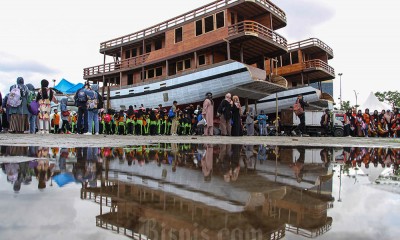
0 133 399 148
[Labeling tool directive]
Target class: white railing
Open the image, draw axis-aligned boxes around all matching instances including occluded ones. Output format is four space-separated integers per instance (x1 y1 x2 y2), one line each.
288 38 333 57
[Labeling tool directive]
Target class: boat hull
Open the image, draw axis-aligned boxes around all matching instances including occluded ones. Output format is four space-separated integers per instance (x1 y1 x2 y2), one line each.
251 86 325 114
109 61 285 110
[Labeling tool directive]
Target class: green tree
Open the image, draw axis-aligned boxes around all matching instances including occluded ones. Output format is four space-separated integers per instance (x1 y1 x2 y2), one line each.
341 100 352 111
375 91 400 107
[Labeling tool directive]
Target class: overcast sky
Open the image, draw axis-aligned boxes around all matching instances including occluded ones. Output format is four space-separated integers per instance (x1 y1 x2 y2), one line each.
0 0 398 106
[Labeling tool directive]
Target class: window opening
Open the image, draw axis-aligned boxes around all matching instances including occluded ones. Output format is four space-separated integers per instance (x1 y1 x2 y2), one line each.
175 27 183 43
216 12 224 29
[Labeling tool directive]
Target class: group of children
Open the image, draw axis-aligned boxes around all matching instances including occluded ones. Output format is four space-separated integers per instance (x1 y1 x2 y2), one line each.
54 105 204 136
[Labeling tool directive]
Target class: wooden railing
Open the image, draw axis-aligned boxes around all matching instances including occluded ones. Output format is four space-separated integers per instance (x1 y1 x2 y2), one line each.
303 59 335 75
83 54 150 77
288 38 333 57
254 0 286 21
100 0 286 50
228 20 287 48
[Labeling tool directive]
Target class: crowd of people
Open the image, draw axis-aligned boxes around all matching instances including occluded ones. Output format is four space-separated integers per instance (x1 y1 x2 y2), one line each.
0 77 399 138
343 108 400 137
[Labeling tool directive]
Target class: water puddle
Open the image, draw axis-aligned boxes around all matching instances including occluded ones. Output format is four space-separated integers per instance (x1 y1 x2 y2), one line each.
0 144 399 239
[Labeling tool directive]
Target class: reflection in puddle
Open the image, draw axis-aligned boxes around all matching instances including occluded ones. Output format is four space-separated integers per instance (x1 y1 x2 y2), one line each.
0 144 399 239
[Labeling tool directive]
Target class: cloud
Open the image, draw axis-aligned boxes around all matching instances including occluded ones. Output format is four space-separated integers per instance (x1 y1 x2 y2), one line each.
274 0 335 41
0 52 58 75
0 52 60 94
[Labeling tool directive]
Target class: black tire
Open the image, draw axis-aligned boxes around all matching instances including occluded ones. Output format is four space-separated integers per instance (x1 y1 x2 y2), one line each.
334 128 344 137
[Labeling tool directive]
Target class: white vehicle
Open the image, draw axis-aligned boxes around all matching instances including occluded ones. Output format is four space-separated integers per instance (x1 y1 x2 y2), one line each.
280 109 345 137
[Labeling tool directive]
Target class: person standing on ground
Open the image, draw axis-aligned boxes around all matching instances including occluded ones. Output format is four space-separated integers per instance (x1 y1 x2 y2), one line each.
26 83 37 134
36 79 57 134
60 98 71 134
257 110 268 136
74 82 89 134
1 93 10 133
294 94 309 136
52 109 60 134
85 84 103 135
170 101 179 136
320 109 331 136
245 107 255 136
0 91 2 132
202 92 214 136
8 77 30 133
217 93 232 136
231 95 242 136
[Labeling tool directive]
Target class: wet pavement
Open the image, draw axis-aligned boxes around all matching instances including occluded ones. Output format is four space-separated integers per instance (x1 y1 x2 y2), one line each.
0 134 399 148
1 144 399 240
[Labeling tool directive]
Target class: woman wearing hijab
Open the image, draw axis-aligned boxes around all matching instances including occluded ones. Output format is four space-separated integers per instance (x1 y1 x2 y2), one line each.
245 107 255 136
8 77 30 133
231 95 242 136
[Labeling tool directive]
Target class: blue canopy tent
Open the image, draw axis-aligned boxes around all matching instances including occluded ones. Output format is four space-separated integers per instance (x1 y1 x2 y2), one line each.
65 83 84 94
54 79 84 95
54 79 75 93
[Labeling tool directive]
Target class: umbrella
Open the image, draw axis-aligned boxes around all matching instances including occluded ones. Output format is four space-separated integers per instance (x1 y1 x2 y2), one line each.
52 172 76 187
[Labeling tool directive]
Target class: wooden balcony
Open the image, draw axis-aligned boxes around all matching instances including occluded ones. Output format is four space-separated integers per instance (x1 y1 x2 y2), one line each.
83 54 149 79
227 20 287 58
288 38 333 59
303 59 335 76
99 0 286 52
277 59 335 84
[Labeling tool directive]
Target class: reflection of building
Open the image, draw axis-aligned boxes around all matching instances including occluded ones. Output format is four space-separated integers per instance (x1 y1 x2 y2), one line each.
83 180 286 240
263 187 333 238
81 144 335 239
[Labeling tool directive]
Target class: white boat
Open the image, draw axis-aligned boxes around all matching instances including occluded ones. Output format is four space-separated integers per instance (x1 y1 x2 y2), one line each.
250 85 333 114
108 61 286 110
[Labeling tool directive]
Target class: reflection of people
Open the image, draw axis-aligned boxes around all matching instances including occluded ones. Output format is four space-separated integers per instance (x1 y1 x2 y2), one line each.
291 148 305 183
223 144 241 182
35 159 54 189
257 145 267 162
201 144 213 181
244 145 256 169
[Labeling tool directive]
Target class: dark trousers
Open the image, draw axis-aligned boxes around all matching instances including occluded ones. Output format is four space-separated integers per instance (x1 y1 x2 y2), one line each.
127 123 134 135
298 113 306 134
61 120 70 133
77 107 88 134
344 124 351 136
54 125 59 134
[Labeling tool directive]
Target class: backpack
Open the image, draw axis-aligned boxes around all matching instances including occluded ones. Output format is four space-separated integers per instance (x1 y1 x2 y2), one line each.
168 108 175 118
28 100 40 115
104 114 111 123
86 91 98 109
293 102 304 116
76 89 87 102
27 91 36 104
7 86 22 107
